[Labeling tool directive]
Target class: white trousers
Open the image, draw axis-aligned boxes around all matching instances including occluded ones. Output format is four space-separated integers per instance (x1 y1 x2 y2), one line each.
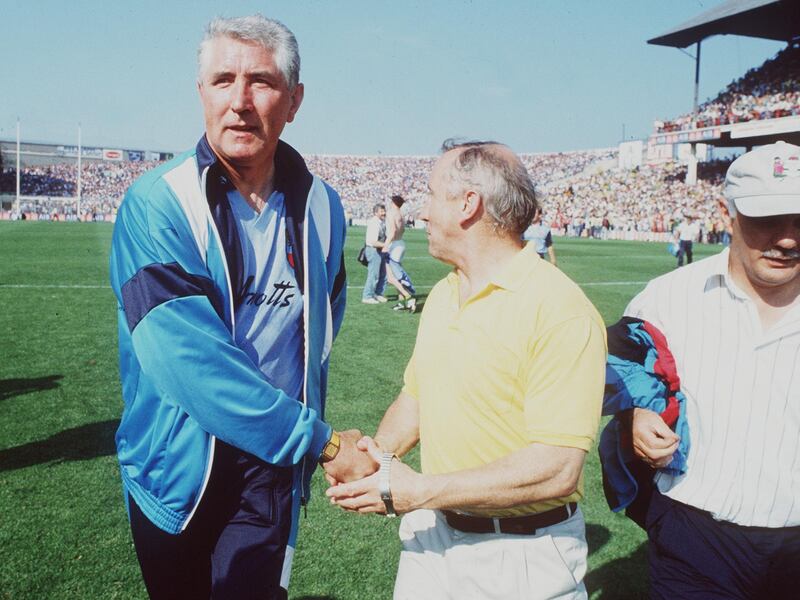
394 507 588 600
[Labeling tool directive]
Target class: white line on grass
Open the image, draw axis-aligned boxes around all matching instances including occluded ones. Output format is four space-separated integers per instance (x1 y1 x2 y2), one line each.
580 281 648 286
346 281 648 289
348 285 433 291
0 280 648 292
0 283 110 289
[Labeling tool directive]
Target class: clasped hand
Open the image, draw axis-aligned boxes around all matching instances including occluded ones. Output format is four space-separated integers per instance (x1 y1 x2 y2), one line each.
320 429 378 484
324 435 416 515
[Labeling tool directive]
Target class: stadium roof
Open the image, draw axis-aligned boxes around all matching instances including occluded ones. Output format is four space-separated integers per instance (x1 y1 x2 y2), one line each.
648 0 799 48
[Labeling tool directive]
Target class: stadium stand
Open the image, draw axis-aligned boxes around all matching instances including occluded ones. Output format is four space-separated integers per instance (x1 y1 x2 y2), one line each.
542 159 731 243
0 161 157 221
1 147 733 245
0 149 617 224
655 43 800 133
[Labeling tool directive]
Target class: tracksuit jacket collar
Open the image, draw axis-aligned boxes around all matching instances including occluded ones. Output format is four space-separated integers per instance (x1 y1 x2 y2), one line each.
194 135 312 297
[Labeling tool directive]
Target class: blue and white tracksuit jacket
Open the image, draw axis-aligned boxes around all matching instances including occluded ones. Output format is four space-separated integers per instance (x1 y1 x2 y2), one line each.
109 137 346 555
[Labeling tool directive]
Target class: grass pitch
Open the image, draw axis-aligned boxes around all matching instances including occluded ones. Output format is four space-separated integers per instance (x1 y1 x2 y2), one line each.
0 222 721 599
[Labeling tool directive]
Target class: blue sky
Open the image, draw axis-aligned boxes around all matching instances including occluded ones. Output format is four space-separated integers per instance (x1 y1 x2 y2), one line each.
0 0 786 155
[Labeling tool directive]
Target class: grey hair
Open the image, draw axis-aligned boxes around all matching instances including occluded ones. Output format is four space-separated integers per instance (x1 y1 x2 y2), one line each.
372 202 385 214
198 15 300 90
441 138 538 235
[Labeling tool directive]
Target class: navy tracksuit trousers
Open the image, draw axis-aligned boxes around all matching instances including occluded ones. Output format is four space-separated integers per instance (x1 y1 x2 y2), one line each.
128 441 293 600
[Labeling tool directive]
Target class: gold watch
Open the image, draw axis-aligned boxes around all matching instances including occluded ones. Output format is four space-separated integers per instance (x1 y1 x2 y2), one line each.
319 430 341 463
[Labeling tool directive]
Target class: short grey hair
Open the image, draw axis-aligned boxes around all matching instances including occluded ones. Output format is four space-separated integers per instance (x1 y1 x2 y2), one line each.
441 139 538 236
198 15 300 90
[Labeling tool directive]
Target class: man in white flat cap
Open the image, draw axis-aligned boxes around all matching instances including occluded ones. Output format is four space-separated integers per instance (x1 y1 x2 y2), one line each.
602 141 800 599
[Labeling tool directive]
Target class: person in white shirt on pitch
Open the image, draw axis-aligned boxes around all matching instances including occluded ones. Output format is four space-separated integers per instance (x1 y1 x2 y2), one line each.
362 202 389 304
674 214 701 267
522 207 557 266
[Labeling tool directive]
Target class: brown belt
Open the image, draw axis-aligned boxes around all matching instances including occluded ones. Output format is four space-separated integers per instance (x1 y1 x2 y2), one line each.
442 502 577 535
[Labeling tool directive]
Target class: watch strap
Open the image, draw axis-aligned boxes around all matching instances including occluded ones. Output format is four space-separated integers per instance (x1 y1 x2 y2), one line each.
379 452 397 517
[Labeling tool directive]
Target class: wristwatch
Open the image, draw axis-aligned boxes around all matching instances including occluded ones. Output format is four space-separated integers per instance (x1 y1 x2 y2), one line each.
319 430 341 463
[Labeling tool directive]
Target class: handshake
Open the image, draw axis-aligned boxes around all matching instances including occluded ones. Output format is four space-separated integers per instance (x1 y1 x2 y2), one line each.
320 429 415 516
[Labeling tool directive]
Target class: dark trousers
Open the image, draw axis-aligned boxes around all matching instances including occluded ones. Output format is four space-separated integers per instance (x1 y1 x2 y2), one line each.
646 490 800 599
128 441 293 600
676 240 693 266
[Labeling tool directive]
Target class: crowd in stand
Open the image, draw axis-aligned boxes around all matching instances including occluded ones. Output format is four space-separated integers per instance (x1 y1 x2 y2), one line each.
1 149 615 223
656 44 800 133
539 158 731 243
1 148 733 244
305 154 432 221
306 148 614 221
1 149 734 242
0 165 75 197
0 161 157 220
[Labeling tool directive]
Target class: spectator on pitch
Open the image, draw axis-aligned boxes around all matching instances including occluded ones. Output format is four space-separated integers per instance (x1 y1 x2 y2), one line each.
362 202 388 304
109 15 374 599
327 140 606 599
384 194 417 312
601 141 800 599
674 213 700 267
522 206 557 266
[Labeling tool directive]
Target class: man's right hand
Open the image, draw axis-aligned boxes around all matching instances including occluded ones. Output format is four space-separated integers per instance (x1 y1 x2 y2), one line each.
321 429 379 484
631 408 680 469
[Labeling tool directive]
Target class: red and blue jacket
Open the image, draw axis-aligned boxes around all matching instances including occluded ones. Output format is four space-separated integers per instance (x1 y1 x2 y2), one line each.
600 317 690 526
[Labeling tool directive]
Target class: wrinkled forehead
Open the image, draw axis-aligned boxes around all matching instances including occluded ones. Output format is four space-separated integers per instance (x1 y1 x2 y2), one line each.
430 149 461 187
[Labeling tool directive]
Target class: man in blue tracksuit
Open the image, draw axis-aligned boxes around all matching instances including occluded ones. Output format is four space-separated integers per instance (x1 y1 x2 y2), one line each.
109 15 375 599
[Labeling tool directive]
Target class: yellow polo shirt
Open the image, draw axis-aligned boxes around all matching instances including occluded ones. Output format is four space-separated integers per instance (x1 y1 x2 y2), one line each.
403 243 606 516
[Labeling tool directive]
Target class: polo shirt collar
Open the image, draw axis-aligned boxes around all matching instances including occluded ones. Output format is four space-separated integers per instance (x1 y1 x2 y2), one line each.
444 243 537 306
491 243 539 291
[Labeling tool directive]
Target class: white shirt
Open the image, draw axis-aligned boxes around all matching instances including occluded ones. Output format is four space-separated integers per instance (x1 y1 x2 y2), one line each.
365 215 386 247
626 248 800 527
677 221 700 242
522 222 552 256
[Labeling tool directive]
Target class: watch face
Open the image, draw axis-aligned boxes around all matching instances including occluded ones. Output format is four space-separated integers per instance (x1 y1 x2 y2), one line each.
321 437 339 462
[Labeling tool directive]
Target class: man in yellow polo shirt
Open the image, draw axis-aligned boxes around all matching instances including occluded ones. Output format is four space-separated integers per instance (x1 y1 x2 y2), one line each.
327 140 606 599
